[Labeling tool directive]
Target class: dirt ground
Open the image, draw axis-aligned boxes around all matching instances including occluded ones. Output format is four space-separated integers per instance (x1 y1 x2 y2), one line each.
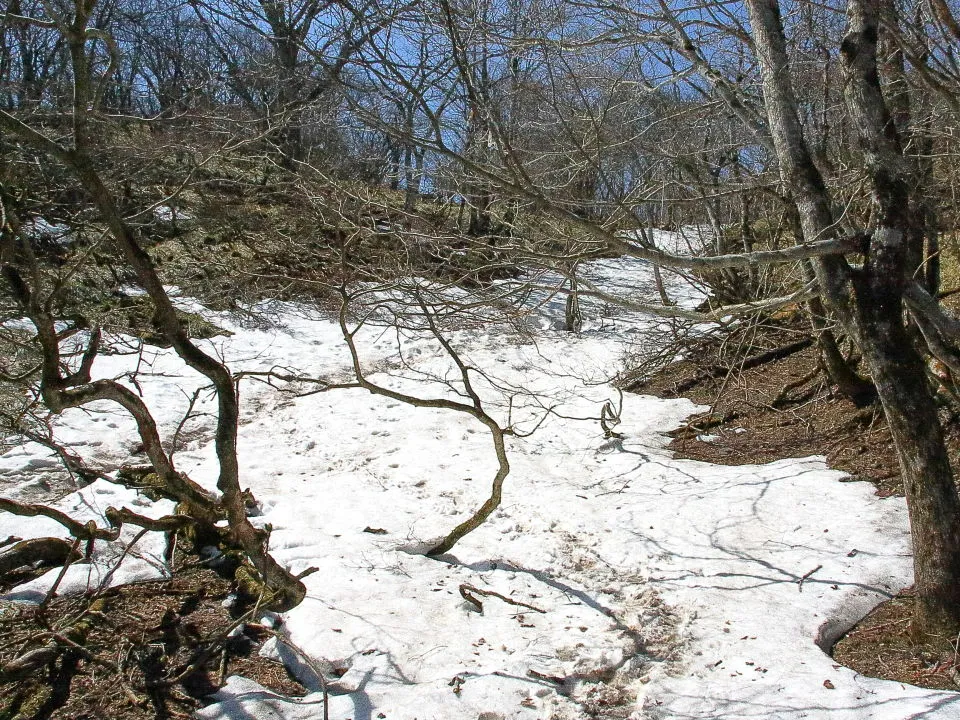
631 313 960 693
0 556 306 720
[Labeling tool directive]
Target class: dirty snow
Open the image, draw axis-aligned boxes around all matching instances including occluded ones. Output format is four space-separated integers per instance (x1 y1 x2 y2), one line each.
20 217 74 246
1 232 956 718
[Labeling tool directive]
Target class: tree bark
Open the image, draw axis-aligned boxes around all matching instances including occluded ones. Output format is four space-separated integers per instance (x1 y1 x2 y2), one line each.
854 282 960 634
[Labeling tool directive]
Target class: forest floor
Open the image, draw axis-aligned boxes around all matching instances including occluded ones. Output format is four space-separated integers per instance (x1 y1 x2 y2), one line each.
0 552 307 719
632 313 960 692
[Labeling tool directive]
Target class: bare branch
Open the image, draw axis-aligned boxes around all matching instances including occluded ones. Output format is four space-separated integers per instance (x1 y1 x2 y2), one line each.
0 498 118 541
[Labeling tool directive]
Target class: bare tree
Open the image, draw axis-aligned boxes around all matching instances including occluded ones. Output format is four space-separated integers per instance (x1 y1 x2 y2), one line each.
746 0 960 636
0 0 307 610
7 0 960 643
362 0 960 637
188 0 376 167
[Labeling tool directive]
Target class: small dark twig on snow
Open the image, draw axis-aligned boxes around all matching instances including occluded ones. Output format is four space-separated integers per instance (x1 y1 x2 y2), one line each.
458 583 547 614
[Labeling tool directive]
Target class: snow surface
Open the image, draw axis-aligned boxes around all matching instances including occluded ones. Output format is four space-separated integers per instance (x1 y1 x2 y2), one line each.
20 217 74 246
1 237 957 718
0 480 173 601
154 205 193 223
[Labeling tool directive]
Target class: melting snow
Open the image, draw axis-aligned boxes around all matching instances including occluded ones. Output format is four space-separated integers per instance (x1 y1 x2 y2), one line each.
0 237 955 718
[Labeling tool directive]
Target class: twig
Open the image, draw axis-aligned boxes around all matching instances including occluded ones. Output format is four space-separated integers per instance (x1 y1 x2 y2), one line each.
48 631 119 672
151 603 258 689
797 564 823 592
170 387 205 458
97 528 150 592
772 365 821 408
39 537 82 612
947 665 960 690
260 629 331 720
458 583 547 614
155 572 272 691
527 668 565 685
217 646 229 688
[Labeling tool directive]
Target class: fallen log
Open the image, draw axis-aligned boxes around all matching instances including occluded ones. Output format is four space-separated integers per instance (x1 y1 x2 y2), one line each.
671 337 814 394
625 337 815 394
0 538 82 577
671 411 741 441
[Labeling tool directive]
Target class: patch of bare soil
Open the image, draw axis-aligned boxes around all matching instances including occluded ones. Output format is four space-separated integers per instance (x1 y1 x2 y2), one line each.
832 587 960 691
0 558 306 720
629 314 960 693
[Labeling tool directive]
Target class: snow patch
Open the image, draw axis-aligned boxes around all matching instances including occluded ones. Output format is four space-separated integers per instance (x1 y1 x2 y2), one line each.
0 235 950 717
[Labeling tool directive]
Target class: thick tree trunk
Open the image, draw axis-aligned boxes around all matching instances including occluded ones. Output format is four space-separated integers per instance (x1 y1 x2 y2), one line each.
856 299 960 635
799 260 875 405
746 0 960 636
840 1 960 635
817 327 875 406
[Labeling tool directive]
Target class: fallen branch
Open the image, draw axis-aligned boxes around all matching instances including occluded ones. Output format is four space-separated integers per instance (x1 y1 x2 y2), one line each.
0 498 118 541
0 597 108 684
671 411 740 441
0 537 81 577
458 583 547 614
672 337 814 395
527 668 566 685
40 538 82 610
0 644 61 683
771 365 822 409
798 564 823 592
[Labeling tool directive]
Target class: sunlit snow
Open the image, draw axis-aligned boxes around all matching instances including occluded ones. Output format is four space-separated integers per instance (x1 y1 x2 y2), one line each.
1 233 955 718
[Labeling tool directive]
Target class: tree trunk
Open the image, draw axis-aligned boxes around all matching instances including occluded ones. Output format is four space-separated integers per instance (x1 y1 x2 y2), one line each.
817 326 875 406
855 292 960 636
840 0 960 635
746 0 960 636
800 262 875 405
